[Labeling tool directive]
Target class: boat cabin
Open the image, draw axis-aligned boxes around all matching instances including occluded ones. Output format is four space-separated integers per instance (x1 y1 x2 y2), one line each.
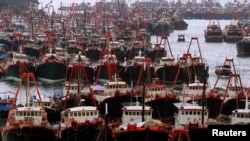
231 108 250 124
121 103 153 124
11 52 29 64
61 106 99 123
173 102 209 127
145 83 168 101
158 56 175 65
129 50 145 65
63 82 88 97
7 107 48 126
231 98 250 124
182 78 208 97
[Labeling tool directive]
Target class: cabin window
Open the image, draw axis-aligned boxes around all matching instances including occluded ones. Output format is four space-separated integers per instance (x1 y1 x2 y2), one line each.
182 111 184 115
197 111 200 115
82 112 85 116
74 112 77 116
125 111 128 115
193 111 196 115
133 112 135 115
27 112 30 116
86 112 89 116
189 111 192 115
24 112 27 116
16 112 20 116
237 114 240 118
78 112 81 116
137 111 140 116
90 112 93 116
31 112 34 116
186 111 188 115
70 113 73 116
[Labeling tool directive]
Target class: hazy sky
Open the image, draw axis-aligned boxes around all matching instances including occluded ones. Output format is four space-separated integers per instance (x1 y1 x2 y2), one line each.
39 0 230 11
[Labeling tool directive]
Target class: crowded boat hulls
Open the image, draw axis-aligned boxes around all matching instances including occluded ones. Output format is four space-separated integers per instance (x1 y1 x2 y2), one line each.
1 0 250 141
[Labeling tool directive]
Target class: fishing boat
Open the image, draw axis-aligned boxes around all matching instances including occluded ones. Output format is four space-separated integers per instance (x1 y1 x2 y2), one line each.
173 37 208 86
236 36 250 57
219 74 248 116
111 102 171 141
133 54 180 122
1 73 57 141
223 20 243 43
94 50 120 83
57 63 106 141
177 34 185 42
172 15 188 30
4 51 36 81
84 34 103 62
204 12 223 42
58 106 103 141
155 36 183 85
214 58 235 77
66 52 95 83
215 65 232 76
4 33 36 81
231 93 250 125
47 64 96 123
170 102 210 141
93 73 136 120
35 51 67 84
120 49 154 85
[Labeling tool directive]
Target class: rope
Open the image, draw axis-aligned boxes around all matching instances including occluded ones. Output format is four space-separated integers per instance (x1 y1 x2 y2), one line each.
16 124 23 136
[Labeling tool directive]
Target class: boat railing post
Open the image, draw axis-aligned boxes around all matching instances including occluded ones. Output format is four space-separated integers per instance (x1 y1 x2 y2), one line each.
202 66 208 126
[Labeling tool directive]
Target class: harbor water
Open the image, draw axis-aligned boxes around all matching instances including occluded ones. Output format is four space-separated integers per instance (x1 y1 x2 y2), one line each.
1 19 250 127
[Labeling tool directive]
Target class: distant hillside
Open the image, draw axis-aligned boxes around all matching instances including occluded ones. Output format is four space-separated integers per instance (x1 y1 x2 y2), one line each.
0 0 39 15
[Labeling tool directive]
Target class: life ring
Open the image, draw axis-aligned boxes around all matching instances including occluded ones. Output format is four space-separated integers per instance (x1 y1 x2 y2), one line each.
72 121 78 131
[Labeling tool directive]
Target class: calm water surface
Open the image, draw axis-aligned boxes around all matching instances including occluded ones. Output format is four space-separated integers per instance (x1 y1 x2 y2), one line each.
1 19 250 126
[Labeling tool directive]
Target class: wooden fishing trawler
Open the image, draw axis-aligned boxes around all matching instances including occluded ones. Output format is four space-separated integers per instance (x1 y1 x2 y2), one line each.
66 52 95 83
94 50 120 84
120 49 154 85
57 63 108 141
223 21 243 43
218 73 248 116
58 106 103 141
1 73 57 141
231 95 250 125
46 64 96 123
170 102 210 141
111 102 171 141
214 58 234 77
4 33 36 81
93 72 135 120
35 32 67 84
132 54 180 122
155 36 183 85
204 12 223 42
236 36 250 57
174 37 209 86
